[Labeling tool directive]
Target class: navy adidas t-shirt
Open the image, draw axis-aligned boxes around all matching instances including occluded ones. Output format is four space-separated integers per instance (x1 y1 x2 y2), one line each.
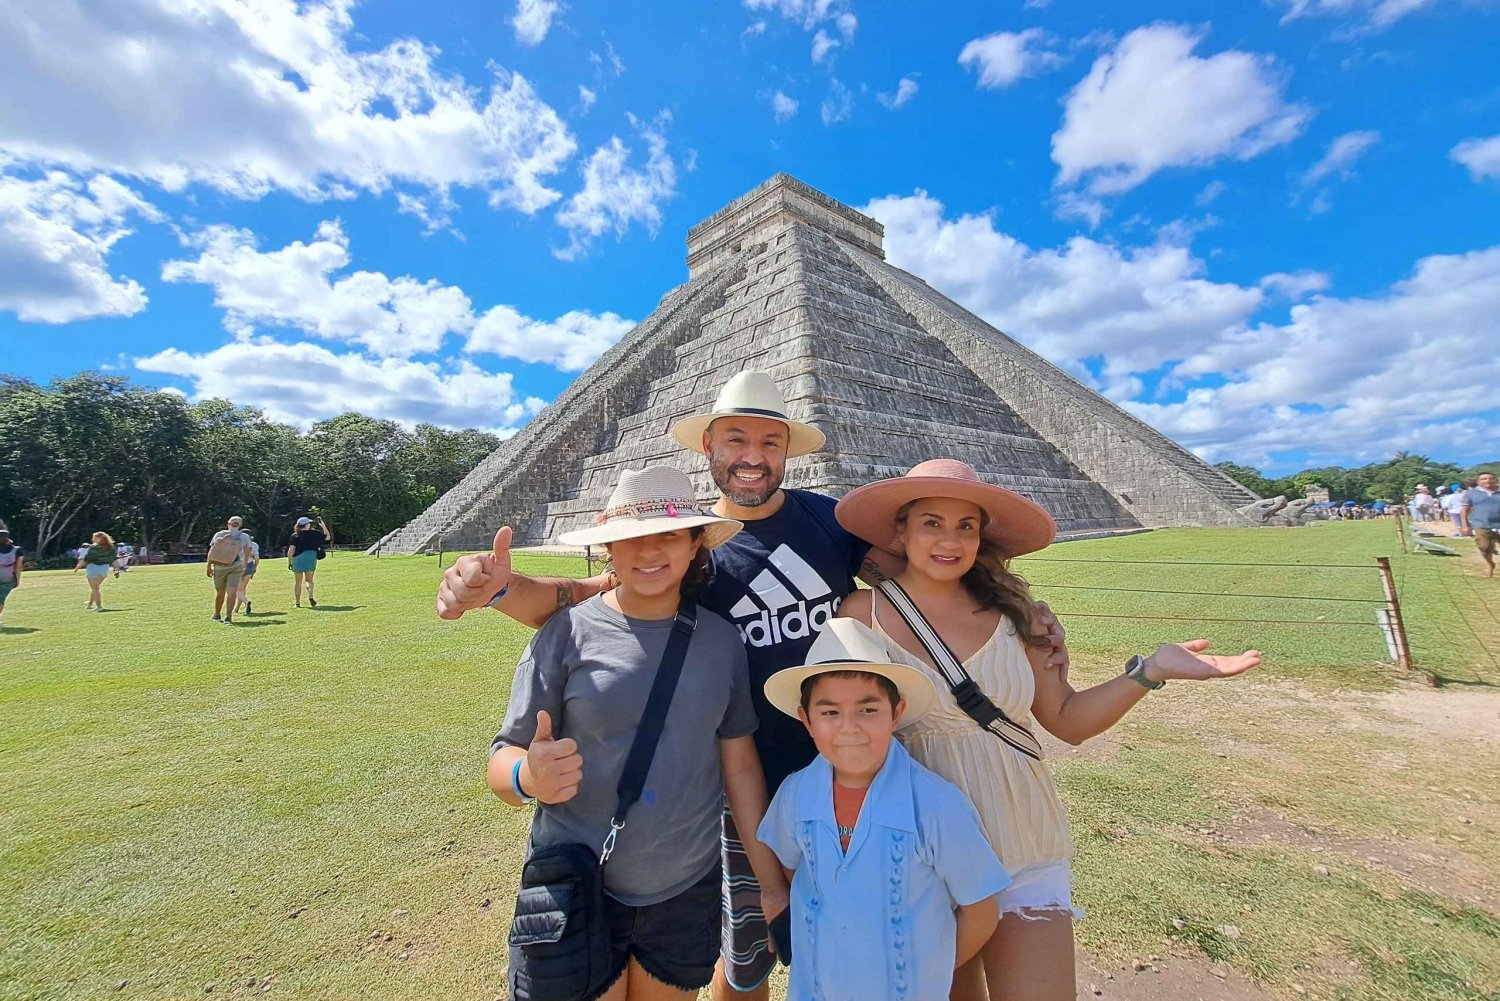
700 489 870 793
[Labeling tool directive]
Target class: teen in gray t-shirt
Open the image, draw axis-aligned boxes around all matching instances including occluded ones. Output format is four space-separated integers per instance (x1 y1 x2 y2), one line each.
493 594 757 905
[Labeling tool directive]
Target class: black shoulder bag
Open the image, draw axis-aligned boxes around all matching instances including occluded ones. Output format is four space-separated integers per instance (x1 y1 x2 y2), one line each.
876 580 1043 761
507 605 698 1001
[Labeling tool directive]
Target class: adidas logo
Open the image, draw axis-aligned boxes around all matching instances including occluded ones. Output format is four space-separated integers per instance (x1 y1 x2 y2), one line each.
728 544 842 648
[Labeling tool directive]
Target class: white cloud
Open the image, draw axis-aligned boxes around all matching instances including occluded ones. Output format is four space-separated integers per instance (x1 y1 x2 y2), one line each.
958 29 1066 89
161 220 634 368
589 41 627 76
772 91 801 123
0 0 576 213
161 221 474 357
1139 246 1500 463
1300 130 1379 187
865 188 1500 467
1195 180 1228 207
877 77 920 110
1259 270 1331 299
467 307 634 371
864 190 1264 381
743 20 768 38
0 168 160 323
1451 134 1500 181
1052 24 1312 196
512 0 561 45
1275 0 1445 30
554 114 678 260
744 0 856 32
811 29 840 63
821 80 854 126
135 340 546 432
578 86 598 113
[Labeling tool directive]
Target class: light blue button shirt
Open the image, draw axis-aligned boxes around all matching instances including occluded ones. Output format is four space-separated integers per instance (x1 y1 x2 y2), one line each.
759 740 1009 1001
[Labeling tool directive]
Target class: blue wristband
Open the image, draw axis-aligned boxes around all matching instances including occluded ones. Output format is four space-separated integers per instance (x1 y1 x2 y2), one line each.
511 756 535 805
487 584 510 608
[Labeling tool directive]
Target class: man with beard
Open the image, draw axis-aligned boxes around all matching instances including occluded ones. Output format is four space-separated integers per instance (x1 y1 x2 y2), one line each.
437 370 1065 1000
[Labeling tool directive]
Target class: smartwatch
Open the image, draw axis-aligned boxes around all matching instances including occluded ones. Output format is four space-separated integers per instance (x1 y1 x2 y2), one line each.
1124 654 1165 690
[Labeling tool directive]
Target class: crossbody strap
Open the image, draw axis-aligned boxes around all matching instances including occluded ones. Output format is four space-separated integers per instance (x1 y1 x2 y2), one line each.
600 604 698 865
876 580 1043 762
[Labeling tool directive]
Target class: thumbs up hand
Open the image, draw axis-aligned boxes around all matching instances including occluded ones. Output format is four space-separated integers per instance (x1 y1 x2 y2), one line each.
436 526 514 620
523 710 583 804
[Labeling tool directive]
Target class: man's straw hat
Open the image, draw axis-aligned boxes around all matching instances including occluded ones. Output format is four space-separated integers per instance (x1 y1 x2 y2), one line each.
836 458 1056 559
557 466 742 548
762 618 937 723
670 370 826 458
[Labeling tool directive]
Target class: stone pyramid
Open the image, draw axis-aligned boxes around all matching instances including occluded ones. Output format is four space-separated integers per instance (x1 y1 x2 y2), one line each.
373 174 1257 554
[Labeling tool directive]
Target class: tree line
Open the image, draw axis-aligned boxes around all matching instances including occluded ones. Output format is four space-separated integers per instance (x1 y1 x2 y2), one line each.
0 373 502 557
1214 452 1496 504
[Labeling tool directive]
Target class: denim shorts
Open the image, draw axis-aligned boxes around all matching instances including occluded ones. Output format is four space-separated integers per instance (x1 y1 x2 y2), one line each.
996 860 1083 919
593 864 722 997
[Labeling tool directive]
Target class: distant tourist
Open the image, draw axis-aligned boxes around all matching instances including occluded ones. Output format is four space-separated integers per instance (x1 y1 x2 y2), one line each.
1461 472 1500 578
0 529 20 628
74 531 118 611
206 516 254 623
1441 483 1470 536
288 515 331 608
234 531 261 617
833 459 1261 1001
1410 484 1434 522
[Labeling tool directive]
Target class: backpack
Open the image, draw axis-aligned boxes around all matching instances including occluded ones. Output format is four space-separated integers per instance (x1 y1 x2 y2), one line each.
207 531 244 565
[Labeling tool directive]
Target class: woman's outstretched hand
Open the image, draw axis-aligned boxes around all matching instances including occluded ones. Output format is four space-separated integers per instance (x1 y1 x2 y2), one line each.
1145 640 1261 683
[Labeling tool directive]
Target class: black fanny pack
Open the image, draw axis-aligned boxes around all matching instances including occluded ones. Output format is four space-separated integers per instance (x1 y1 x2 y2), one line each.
507 606 697 1001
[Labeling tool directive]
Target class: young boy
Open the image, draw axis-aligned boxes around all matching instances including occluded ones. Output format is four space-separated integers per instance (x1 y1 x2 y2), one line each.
758 618 1008 1001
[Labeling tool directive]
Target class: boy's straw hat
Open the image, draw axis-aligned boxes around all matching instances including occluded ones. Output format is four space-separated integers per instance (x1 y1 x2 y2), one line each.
835 458 1056 559
762 618 937 724
557 466 743 549
670 370 826 458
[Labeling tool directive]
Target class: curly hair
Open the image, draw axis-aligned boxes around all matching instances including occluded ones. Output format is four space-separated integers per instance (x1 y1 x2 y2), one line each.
895 502 1048 648
602 526 710 601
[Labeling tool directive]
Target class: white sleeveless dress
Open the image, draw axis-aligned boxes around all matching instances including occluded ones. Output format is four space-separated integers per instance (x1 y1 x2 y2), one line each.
871 591 1074 871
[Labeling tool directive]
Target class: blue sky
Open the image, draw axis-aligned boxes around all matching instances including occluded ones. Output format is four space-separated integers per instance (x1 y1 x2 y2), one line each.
3 0 1497 475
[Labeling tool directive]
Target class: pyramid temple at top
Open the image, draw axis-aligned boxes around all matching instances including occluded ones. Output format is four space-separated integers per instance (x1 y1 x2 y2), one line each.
374 173 1258 554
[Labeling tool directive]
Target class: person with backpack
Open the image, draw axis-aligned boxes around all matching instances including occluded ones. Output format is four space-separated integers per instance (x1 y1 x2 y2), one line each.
438 372 1069 1000
490 466 782 1001
0 528 21 629
833 459 1262 1001
287 515 331 608
206 516 254 624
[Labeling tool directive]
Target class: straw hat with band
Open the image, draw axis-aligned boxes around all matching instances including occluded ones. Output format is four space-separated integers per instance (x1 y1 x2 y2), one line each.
763 618 938 725
835 458 1057 559
556 466 743 549
670 370 826 458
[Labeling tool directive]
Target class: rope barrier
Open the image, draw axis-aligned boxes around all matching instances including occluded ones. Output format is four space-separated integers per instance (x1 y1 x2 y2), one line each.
1017 557 1379 569
1028 582 1387 603
1048 611 1377 626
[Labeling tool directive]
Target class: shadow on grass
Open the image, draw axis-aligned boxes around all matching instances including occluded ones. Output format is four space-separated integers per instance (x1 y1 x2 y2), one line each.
94 607 133 613
0 626 40 634
307 605 362 612
231 619 287 628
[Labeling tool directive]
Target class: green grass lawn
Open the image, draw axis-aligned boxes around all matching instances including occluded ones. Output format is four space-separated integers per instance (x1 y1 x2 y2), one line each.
1 522 1496 1000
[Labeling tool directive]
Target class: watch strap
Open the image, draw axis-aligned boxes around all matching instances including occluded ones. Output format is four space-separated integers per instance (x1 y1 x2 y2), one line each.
1125 654 1165 690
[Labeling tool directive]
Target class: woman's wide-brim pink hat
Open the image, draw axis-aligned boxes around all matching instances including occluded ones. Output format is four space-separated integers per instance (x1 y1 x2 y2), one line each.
835 458 1057 559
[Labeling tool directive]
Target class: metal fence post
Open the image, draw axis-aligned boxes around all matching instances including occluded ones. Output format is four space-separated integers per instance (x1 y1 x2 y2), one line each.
1393 507 1408 554
1375 556 1416 675
438 535 444 571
